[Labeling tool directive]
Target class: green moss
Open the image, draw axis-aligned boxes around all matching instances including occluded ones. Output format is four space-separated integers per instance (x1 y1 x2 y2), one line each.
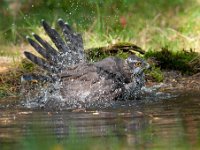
86 42 144 62
146 66 164 82
145 47 200 74
86 47 109 62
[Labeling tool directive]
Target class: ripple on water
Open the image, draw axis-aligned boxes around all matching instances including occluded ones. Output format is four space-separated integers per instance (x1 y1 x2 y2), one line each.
0 93 200 149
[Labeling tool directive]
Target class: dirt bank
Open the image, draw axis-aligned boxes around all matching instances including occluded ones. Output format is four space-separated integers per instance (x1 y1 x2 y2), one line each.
146 71 200 93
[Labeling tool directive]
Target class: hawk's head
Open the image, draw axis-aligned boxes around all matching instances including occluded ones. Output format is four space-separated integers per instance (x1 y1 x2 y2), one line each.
126 55 150 76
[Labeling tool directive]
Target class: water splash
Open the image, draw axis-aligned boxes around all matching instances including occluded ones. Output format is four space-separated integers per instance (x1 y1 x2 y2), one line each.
20 73 174 110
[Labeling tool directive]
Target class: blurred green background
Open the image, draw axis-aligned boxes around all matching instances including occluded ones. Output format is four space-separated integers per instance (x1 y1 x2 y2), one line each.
0 0 200 55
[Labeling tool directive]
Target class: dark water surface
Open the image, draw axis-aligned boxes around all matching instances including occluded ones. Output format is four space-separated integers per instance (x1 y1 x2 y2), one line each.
0 93 200 149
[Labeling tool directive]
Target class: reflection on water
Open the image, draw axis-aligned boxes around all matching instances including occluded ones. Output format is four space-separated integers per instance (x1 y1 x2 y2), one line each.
0 93 200 149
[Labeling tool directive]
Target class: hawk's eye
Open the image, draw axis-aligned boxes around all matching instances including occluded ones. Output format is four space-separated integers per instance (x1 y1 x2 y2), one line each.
134 62 141 67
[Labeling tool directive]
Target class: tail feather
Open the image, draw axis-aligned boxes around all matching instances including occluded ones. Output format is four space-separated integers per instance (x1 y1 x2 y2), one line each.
24 51 54 72
21 74 52 83
33 33 58 57
26 37 56 65
58 19 74 36
58 19 84 52
42 20 69 53
57 19 85 62
58 19 75 44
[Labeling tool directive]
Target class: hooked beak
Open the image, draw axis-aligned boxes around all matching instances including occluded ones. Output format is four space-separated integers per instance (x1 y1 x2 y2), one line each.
144 62 150 70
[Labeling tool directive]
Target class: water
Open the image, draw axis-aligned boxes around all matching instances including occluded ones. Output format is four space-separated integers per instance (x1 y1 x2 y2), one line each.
0 92 200 149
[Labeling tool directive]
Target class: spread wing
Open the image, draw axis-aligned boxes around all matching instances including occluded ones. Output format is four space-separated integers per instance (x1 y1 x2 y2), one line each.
24 19 85 73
